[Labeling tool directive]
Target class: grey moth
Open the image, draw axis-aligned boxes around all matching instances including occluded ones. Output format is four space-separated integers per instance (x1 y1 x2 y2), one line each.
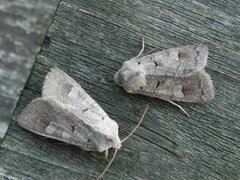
18 68 121 153
18 68 149 179
114 41 214 115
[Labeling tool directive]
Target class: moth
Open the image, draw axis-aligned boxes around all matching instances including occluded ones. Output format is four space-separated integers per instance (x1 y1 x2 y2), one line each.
18 68 121 153
114 39 214 116
17 68 148 179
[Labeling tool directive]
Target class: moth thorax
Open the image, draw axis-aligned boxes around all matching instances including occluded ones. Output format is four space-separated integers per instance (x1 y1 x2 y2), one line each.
117 69 147 93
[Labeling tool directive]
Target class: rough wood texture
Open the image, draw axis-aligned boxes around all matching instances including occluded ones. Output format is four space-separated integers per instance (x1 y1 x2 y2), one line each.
0 0 59 140
1 0 240 179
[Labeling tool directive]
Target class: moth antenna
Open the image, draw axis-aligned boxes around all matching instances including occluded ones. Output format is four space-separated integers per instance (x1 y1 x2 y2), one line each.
121 104 149 143
97 104 149 179
136 37 145 58
97 148 118 180
142 47 162 56
167 100 190 117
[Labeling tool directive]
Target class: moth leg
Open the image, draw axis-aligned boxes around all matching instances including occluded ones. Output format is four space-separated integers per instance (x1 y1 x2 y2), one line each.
167 100 190 117
136 37 145 57
104 149 109 159
90 151 108 160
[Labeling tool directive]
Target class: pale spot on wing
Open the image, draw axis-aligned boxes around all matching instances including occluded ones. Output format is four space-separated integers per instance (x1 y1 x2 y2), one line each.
62 131 72 140
173 85 184 98
46 123 57 134
160 89 170 96
68 86 79 99
169 50 179 61
157 54 164 60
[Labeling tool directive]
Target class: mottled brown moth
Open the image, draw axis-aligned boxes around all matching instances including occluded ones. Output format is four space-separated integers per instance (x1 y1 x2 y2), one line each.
114 39 214 116
18 68 121 153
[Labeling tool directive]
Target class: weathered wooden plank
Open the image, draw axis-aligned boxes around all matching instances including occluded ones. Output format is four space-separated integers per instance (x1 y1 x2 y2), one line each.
1 0 240 179
0 146 93 179
0 0 59 140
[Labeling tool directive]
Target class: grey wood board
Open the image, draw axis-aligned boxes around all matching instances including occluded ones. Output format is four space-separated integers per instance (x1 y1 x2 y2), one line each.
1 0 240 179
0 0 60 140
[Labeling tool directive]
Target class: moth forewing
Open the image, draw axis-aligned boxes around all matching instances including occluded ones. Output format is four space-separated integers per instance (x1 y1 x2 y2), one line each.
138 70 214 103
42 68 109 118
17 97 121 152
136 44 209 76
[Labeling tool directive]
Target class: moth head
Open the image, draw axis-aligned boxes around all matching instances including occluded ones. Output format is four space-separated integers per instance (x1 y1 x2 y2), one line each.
114 60 147 93
89 119 121 152
109 135 121 149
88 133 121 152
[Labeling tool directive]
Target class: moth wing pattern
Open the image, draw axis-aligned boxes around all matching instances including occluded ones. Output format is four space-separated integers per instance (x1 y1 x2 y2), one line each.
139 70 214 103
114 44 214 103
18 97 96 151
42 68 121 151
137 44 208 76
18 68 121 152
42 68 108 119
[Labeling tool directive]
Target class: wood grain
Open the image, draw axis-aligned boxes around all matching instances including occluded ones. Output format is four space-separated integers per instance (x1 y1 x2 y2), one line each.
1 0 240 179
0 0 59 140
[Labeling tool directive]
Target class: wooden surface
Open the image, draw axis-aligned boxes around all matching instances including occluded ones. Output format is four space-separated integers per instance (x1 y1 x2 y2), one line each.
1 0 240 179
0 0 59 140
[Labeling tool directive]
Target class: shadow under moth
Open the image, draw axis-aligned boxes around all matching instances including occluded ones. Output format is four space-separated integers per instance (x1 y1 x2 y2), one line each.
17 68 148 179
114 39 214 116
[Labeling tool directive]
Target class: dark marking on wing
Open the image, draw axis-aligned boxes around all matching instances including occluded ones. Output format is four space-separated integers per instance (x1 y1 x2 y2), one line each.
178 51 189 60
182 85 194 97
82 108 89 113
156 81 160 89
63 83 74 94
71 125 75 132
